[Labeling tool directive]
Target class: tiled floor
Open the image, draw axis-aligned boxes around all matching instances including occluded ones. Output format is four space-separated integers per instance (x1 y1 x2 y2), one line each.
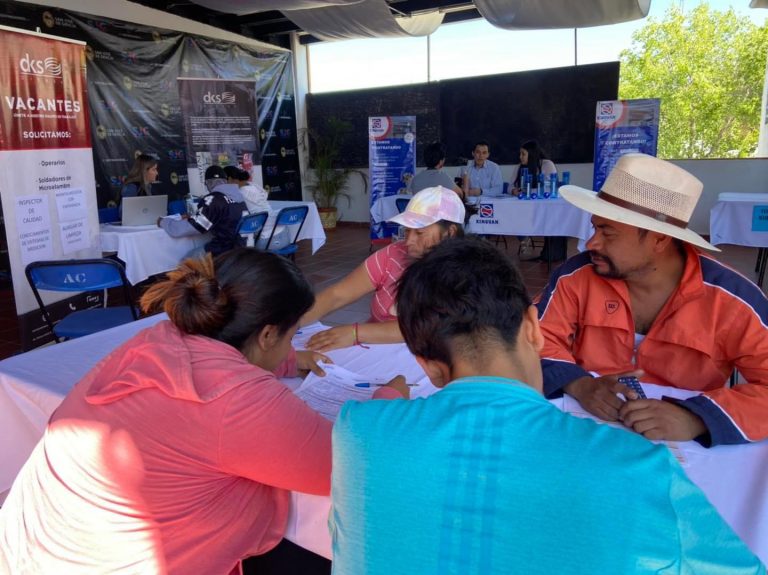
0 227 764 361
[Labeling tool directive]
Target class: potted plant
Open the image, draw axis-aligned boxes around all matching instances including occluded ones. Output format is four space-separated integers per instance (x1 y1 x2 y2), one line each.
301 117 367 230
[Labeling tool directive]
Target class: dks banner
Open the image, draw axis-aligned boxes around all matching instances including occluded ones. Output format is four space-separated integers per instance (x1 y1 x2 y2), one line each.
0 25 101 349
368 116 416 240
178 78 260 197
593 99 660 192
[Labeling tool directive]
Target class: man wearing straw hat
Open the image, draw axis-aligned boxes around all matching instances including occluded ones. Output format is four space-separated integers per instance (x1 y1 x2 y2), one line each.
536 153 768 446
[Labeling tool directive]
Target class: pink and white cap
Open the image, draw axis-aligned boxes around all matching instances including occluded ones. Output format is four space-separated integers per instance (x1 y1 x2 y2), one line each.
387 186 465 229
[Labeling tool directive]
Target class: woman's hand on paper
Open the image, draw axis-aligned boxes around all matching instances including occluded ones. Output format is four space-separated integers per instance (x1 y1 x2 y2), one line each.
305 325 355 353
296 350 333 377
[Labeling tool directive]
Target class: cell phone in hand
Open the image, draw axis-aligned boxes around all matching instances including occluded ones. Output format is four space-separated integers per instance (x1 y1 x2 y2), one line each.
618 376 646 400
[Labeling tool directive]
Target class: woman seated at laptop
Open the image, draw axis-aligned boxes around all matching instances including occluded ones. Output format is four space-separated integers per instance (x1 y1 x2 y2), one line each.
0 249 407 574
300 186 464 352
121 153 159 200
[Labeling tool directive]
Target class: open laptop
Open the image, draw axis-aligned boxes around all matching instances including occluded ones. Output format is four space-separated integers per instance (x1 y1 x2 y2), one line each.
121 195 168 226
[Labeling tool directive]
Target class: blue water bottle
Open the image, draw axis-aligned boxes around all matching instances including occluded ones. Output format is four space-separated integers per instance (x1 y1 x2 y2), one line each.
549 173 558 199
531 173 543 199
518 168 529 200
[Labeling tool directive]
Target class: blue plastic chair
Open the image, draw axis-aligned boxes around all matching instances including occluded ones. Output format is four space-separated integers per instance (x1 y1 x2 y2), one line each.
98 207 120 223
25 259 139 343
395 197 410 213
237 211 269 248
167 199 187 216
264 205 309 260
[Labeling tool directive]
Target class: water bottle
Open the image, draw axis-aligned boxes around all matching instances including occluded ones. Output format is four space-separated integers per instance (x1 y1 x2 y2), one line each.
518 168 529 200
549 173 558 199
542 174 552 199
185 194 197 215
531 173 543 199
561 171 571 186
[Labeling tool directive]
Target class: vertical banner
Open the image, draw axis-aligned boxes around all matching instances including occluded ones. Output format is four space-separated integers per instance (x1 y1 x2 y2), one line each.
0 25 101 350
593 99 660 191
368 116 416 240
178 78 260 197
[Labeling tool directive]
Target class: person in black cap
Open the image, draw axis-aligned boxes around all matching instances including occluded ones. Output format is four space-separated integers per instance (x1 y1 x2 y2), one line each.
158 164 248 257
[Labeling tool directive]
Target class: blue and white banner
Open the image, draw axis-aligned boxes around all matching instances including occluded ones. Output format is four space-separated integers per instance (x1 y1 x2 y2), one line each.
368 116 416 240
593 99 660 192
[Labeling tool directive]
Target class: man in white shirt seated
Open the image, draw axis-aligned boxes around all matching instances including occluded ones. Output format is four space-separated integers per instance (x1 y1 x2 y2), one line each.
464 140 503 197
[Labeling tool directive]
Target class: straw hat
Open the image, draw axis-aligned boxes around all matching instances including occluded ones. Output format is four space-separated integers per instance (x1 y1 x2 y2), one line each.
560 153 717 251
387 186 465 229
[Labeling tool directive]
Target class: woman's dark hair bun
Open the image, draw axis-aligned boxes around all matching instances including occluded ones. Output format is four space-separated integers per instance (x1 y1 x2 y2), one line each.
141 255 232 335
140 249 315 351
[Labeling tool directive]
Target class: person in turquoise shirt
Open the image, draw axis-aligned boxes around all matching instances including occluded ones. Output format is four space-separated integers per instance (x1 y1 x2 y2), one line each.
330 237 764 575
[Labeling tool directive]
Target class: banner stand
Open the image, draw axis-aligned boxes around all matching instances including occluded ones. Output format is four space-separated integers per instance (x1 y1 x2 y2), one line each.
368 116 416 241
593 99 661 191
0 25 101 350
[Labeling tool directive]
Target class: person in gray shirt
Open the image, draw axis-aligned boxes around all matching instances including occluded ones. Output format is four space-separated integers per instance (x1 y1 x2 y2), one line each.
410 142 465 199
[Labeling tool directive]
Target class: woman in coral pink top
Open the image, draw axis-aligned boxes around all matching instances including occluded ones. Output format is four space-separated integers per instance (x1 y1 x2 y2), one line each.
300 186 465 352
0 249 369 574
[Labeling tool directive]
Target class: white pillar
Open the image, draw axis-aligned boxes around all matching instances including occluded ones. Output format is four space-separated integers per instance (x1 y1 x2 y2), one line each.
290 32 312 199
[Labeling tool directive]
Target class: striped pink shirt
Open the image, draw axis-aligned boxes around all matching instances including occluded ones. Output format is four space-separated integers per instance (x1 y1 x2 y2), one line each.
364 241 411 322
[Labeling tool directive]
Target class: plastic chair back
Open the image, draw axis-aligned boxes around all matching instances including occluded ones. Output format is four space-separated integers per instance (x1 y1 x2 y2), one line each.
395 197 410 214
98 207 120 223
264 205 309 259
25 258 138 343
238 211 269 248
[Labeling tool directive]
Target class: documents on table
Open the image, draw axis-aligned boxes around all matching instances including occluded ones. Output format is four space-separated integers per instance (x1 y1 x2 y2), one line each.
559 385 711 468
295 363 391 421
292 322 329 350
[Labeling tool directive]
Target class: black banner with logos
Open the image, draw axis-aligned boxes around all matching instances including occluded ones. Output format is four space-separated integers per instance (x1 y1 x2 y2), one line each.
178 78 261 196
0 1 301 206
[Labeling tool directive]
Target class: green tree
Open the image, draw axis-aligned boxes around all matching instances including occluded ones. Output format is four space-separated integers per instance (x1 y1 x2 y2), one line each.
619 4 768 158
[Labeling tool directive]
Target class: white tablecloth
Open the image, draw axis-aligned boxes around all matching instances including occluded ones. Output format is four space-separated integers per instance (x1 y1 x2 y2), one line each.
710 193 768 248
99 201 326 285
0 319 766 565
369 194 412 224
99 225 209 285
467 196 593 250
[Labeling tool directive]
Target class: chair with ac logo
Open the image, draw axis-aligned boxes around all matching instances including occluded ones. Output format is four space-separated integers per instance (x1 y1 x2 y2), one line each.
25 258 139 343
264 205 309 260
237 211 269 248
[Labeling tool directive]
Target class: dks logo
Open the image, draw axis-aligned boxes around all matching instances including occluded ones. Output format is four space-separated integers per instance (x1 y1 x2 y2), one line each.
203 91 236 104
19 53 62 77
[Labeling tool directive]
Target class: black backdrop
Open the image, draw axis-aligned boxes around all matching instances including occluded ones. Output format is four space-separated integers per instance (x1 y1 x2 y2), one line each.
307 62 619 168
0 1 302 205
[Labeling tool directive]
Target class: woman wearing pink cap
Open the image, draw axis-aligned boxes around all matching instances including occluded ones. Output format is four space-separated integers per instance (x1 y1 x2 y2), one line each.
301 186 465 352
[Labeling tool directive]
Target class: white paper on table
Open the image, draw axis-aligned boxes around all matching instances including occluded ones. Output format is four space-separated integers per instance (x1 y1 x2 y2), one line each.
294 363 390 421
560 383 712 468
292 322 330 350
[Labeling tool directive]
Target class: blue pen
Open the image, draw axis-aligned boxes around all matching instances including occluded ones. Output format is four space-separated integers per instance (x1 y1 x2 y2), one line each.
354 382 416 388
